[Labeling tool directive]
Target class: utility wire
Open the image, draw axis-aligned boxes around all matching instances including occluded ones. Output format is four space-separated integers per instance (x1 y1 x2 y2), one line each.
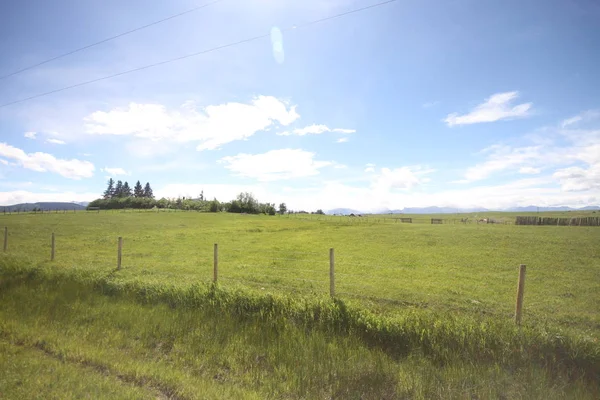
0 0 398 109
0 0 225 81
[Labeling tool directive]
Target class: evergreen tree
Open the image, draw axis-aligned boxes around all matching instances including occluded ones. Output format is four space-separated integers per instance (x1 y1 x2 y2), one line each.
143 182 154 199
122 181 132 197
133 181 144 198
103 178 115 199
199 190 204 201
114 180 124 198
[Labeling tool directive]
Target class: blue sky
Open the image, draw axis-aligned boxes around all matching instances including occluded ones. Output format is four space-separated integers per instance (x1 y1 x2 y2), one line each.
1 0 599 211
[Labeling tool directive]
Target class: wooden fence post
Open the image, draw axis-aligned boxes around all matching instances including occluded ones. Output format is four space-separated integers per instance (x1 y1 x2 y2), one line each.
213 243 218 283
330 248 335 297
515 264 526 325
3 227 7 252
51 232 55 261
117 237 123 270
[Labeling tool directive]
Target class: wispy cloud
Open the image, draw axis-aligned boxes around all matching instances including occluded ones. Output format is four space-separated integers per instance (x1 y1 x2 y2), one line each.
0 143 94 179
24 131 37 139
371 166 435 192
46 138 66 145
422 101 440 108
560 110 600 128
460 145 543 183
444 91 532 127
220 149 333 181
278 124 356 136
553 165 600 191
336 137 349 143
519 166 541 174
364 163 376 173
101 167 129 177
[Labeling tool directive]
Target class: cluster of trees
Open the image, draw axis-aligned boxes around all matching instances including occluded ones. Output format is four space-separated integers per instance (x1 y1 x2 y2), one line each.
103 179 154 199
89 180 290 216
288 209 325 215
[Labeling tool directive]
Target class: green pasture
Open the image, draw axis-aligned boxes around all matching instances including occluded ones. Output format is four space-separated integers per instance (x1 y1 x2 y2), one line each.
0 210 599 398
1 211 598 333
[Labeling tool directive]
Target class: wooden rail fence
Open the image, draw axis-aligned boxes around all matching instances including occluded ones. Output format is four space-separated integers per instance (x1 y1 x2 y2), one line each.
515 216 600 226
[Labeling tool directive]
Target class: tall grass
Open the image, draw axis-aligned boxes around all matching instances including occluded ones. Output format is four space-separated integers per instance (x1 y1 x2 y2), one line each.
2 256 599 385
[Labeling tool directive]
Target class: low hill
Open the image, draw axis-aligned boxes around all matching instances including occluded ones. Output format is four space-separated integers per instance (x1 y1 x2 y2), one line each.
0 202 87 212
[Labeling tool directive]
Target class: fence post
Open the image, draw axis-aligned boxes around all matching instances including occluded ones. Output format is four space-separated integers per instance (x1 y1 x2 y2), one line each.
117 237 123 270
329 248 335 297
3 227 7 252
515 264 526 325
213 243 218 283
51 232 55 261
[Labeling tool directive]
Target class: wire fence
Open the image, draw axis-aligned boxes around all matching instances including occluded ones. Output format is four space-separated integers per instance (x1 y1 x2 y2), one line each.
0 225 532 324
0 208 520 225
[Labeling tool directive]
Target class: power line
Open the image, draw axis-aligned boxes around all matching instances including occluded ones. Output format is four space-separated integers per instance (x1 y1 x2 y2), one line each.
0 0 398 109
0 0 225 81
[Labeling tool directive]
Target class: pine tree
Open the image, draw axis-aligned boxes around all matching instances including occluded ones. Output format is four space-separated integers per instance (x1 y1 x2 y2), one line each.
143 182 154 199
133 181 144 198
122 181 132 197
199 190 204 201
114 180 124 198
103 178 115 199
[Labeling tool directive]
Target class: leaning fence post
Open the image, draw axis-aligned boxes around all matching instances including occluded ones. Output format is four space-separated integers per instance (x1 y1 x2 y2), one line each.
515 264 526 325
329 248 335 297
51 232 55 261
117 237 123 270
3 227 7 252
213 243 218 283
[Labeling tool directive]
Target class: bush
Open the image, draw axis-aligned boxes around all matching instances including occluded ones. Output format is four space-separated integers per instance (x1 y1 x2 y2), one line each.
209 199 220 213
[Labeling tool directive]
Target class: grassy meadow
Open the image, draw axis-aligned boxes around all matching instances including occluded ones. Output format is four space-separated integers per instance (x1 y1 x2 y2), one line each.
0 210 599 398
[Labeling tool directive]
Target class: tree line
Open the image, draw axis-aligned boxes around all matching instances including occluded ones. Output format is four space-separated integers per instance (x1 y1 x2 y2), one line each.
88 179 289 215
103 178 153 199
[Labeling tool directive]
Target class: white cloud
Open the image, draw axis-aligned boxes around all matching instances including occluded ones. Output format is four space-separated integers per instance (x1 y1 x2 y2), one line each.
444 91 532 127
0 159 8 165
561 110 600 128
24 132 37 139
0 190 98 206
462 145 543 182
0 181 34 189
364 163 376 173
101 167 129 176
553 165 600 191
337 137 349 143
332 128 356 134
277 124 356 136
220 149 333 181
277 176 598 212
85 96 300 151
283 124 330 136
46 138 66 145
155 183 270 203
519 166 541 174
371 166 434 192
0 143 94 179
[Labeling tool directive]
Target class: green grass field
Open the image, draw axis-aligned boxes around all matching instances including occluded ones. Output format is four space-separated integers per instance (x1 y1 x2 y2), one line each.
1 211 599 398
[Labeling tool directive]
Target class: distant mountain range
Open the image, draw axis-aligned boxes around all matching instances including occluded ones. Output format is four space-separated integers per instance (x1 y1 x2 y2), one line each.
0 202 87 212
327 205 600 215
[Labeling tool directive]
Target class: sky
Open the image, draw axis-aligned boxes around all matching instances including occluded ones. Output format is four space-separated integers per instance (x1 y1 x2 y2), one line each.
0 0 599 211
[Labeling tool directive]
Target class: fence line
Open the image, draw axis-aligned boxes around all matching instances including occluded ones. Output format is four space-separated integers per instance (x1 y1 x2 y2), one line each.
515 216 600 226
0 228 530 325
